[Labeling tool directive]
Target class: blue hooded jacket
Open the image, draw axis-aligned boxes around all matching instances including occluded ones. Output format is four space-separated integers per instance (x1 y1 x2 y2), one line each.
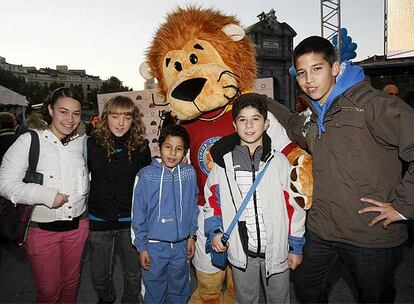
131 158 199 252
311 61 365 137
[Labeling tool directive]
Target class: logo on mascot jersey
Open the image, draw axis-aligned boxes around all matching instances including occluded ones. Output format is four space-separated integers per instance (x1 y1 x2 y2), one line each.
198 136 221 175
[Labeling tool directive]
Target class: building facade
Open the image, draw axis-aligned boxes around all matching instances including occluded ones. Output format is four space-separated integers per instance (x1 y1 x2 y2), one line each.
246 10 296 110
356 55 414 99
0 56 102 106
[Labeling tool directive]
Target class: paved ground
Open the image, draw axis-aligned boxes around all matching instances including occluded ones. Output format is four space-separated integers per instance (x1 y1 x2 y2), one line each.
1 235 413 303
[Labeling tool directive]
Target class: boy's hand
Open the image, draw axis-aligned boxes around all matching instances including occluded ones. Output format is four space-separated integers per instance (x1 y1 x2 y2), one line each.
211 233 227 252
139 250 151 271
187 238 196 259
287 253 302 270
359 198 403 228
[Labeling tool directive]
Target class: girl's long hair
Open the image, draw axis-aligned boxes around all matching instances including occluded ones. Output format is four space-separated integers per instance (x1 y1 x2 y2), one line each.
94 95 147 161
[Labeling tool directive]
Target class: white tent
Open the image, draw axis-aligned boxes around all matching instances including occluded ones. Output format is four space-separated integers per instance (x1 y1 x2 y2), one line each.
0 85 28 106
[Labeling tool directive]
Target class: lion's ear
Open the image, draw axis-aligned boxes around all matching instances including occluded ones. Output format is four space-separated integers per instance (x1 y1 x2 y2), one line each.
222 24 245 41
139 61 154 80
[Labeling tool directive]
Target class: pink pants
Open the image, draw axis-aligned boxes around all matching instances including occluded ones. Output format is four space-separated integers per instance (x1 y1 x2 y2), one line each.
25 219 89 304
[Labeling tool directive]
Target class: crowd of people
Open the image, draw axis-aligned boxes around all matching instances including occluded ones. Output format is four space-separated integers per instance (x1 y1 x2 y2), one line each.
0 35 413 304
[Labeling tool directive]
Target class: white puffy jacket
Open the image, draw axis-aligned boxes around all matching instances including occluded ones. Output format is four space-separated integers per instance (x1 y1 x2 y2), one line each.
204 150 306 276
0 129 89 223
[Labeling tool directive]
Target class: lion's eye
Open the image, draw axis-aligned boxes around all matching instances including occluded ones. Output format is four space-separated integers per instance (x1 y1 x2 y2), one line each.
174 61 183 71
194 44 204 50
189 54 198 64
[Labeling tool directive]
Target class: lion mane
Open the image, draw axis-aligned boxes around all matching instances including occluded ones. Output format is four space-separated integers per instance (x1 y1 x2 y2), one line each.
147 6 257 98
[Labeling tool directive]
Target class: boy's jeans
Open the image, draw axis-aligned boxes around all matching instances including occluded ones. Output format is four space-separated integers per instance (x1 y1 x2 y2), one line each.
293 231 402 303
88 228 142 303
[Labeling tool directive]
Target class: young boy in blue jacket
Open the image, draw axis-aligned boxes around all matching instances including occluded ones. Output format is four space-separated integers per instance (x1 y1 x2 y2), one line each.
204 93 306 303
132 124 199 304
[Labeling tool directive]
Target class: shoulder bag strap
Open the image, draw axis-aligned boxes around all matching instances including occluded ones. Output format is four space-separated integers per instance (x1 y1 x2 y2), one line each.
83 136 88 169
27 130 40 172
221 158 272 244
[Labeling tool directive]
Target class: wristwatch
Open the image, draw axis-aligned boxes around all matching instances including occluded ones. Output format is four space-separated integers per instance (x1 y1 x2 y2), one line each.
189 234 197 242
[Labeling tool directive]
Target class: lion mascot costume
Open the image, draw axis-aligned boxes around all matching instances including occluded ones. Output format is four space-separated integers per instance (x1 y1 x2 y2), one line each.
141 6 313 303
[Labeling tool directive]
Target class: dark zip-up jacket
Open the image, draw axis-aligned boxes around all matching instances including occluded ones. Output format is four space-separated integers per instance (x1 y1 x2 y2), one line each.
87 135 151 230
269 80 414 248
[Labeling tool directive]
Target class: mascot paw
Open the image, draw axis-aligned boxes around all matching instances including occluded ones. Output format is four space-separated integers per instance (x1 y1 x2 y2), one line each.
290 153 313 210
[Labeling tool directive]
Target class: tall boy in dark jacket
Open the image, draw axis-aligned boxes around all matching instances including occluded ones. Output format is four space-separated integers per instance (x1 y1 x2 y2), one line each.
269 36 414 303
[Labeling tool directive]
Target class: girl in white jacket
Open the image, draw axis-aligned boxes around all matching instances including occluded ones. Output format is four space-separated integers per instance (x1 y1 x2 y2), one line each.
0 87 89 303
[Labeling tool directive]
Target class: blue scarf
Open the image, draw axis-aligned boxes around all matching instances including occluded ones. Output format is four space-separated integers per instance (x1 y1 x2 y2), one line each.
311 61 365 137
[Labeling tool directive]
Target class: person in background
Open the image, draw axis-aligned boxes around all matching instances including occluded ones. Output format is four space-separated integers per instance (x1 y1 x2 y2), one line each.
401 89 414 244
132 124 199 304
402 90 414 108
269 36 414 303
85 114 100 136
0 112 17 163
0 112 18 259
15 106 39 136
383 83 399 97
0 87 89 303
87 96 151 303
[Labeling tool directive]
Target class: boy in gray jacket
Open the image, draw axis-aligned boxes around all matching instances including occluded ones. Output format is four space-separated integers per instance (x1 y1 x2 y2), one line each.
204 93 306 303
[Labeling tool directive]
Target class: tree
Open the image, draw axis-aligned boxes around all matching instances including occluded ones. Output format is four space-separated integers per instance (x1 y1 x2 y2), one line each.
23 81 49 104
71 84 84 101
0 69 26 94
0 69 49 104
49 81 65 91
99 76 130 93
88 88 99 111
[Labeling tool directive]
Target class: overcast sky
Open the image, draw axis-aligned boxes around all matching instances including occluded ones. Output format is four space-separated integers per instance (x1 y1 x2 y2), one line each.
1 0 384 90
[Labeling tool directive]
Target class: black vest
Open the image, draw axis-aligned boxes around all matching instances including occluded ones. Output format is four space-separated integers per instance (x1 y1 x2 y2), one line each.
87 135 151 229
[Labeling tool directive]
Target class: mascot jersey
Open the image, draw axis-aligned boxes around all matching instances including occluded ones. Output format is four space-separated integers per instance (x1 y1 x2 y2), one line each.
182 110 234 206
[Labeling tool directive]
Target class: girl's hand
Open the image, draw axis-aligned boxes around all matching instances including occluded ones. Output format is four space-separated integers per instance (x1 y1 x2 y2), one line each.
52 193 69 209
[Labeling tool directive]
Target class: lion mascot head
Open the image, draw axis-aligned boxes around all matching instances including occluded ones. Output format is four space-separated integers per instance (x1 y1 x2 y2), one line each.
141 6 256 121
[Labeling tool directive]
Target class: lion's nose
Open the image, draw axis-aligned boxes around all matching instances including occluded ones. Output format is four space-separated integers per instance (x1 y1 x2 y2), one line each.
171 78 207 102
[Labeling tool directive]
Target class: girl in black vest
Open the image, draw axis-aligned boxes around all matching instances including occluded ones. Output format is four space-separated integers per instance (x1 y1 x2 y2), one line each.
87 96 151 303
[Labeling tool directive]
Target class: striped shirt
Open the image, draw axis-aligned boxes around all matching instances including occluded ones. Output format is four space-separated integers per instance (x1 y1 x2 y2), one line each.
235 170 267 253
